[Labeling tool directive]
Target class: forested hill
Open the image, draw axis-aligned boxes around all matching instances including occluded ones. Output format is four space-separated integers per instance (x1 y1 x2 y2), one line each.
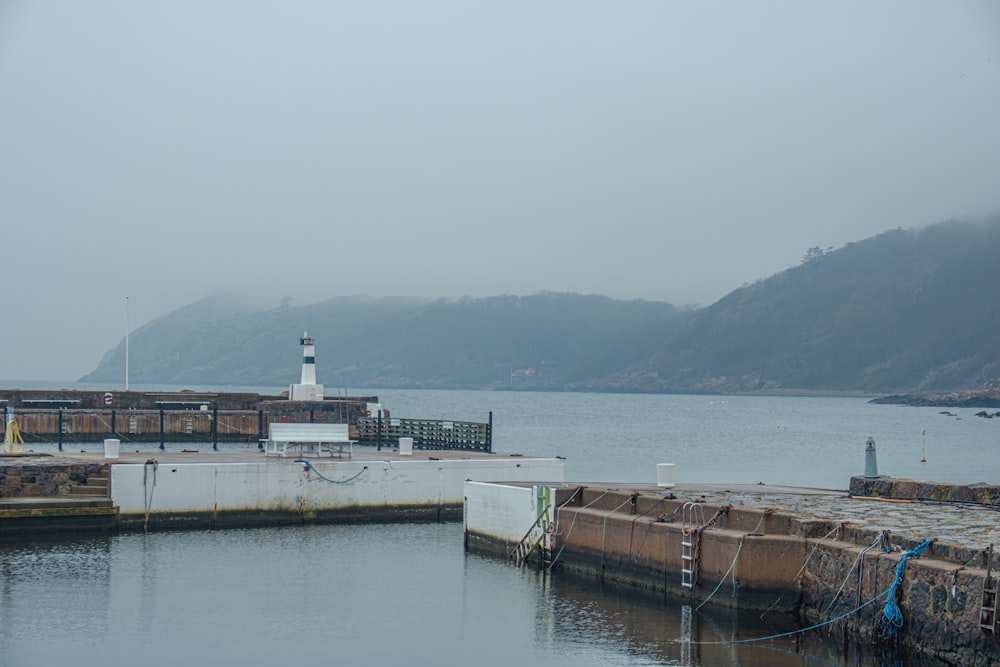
609 216 1000 394
80 293 687 389
81 216 1000 394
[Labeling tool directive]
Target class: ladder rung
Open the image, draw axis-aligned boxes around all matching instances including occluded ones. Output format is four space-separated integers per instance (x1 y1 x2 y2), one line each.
682 555 693 561
682 568 693 575
681 541 693 547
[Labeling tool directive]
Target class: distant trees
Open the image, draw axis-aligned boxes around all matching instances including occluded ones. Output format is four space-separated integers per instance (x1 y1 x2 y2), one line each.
802 246 833 263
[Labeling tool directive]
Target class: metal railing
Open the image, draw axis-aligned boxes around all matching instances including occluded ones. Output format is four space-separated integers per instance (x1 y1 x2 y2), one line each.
355 414 492 452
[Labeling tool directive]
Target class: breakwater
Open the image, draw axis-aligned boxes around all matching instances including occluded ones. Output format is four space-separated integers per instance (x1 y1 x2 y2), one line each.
1 389 492 451
464 479 1000 665
0 449 564 535
1 389 377 444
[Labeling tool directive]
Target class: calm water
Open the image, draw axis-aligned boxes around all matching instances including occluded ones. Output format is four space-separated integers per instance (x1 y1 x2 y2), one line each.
374 389 998 488
0 523 936 667
4 385 996 666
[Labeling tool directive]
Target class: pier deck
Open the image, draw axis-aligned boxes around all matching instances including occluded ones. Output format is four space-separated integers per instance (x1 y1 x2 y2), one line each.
555 481 997 555
3 448 512 466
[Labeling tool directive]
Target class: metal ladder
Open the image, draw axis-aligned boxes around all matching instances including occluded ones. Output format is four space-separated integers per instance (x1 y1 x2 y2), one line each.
510 528 544 566
981 544 997 633
681 502 706 589
510 488 555 568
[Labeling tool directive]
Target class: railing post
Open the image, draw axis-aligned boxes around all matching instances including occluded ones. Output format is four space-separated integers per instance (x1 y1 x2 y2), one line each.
377 413 382 451
212 405 218 451
487 411 493 453
110 409 117 439
258 409 264 449
58 408 64 452
159 408 165 450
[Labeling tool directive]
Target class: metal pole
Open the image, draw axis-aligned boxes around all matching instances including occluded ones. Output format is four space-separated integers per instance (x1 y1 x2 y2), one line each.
258 409 264 449
212 405 218 451
124 295 129 391
487 411 493 453
159 408 165 450
111 409 117 439
58 408 64 452
377 413 382 451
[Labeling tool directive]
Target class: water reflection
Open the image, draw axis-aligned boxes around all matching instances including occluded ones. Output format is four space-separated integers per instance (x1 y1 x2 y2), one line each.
515 566 951 667
0 522 961 667
0 535 112 649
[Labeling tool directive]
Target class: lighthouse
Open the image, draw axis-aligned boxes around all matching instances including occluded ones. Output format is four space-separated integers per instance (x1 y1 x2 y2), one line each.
289 332 324 401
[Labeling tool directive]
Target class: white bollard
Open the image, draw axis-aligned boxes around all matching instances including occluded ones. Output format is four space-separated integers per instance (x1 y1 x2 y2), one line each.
399 437 413 456
103 438 120 459
656 463 676 488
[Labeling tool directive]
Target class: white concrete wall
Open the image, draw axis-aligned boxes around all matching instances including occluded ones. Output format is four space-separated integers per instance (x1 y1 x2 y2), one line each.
111 457 564 516
463 481 551 544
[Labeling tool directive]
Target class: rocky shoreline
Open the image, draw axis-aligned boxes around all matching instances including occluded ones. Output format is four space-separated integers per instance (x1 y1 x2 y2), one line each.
869 383 1000 408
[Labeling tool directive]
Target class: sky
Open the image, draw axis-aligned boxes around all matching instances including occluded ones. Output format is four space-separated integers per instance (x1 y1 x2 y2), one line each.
1 1 998 382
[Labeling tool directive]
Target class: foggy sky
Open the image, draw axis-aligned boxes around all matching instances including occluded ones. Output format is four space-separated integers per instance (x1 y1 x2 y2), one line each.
2 1 998 382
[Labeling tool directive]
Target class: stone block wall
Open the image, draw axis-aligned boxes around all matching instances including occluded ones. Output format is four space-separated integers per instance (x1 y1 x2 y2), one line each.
850 475 1000 506
544 487 1000 664
800 540 1000 666
0 461 109 498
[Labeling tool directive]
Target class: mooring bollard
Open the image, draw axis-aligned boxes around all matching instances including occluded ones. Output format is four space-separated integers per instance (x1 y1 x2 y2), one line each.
864 436 878 478
656 463 676 488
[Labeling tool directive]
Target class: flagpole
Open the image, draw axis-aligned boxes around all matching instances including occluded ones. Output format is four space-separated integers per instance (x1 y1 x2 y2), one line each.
125 295 129 391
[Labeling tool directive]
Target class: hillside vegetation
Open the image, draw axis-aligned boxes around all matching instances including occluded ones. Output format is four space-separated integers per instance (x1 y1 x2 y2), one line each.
81 216 1000 394
83 293 686 390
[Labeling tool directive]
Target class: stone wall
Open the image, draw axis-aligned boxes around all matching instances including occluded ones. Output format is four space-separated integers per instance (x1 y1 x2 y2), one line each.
800 540 1000 666
0 460 108 498
541 487 1000 665
851 475 1000 506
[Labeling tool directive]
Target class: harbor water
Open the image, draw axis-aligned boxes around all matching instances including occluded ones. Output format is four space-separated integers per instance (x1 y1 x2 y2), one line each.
3 387 997 666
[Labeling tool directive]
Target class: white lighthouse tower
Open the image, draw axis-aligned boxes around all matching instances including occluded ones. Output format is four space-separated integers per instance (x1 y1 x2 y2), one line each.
289 332 324 401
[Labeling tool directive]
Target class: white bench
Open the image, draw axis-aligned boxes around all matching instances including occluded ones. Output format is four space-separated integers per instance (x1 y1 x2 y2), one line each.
263 423 353 459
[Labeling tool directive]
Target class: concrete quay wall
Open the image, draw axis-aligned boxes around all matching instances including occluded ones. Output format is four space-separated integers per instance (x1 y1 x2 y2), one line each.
465 484 1000 665
546 488 812 612
462 481 541 555
112 457 564 532
0 453 565 534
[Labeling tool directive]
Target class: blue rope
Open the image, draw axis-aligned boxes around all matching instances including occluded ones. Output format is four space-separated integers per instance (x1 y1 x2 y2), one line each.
684 585 890 645
680 536 935 648
880 538 934 640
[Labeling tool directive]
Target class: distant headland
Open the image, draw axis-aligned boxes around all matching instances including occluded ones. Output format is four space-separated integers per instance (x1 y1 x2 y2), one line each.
870 381 1000 408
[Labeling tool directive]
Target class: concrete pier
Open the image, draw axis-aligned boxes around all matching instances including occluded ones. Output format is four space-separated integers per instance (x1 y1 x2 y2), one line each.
0 449 564 534
464 478 1000 665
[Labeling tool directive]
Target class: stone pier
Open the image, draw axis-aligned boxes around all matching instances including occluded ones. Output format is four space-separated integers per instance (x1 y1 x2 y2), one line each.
465 478 1000 666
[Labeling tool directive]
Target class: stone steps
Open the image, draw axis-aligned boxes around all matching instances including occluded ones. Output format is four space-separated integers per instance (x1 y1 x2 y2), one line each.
70 475 110 497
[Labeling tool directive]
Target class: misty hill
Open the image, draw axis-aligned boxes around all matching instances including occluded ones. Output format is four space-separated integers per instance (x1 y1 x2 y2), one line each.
610 216 1000 394
81 216 1000 394
81 293 686 389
